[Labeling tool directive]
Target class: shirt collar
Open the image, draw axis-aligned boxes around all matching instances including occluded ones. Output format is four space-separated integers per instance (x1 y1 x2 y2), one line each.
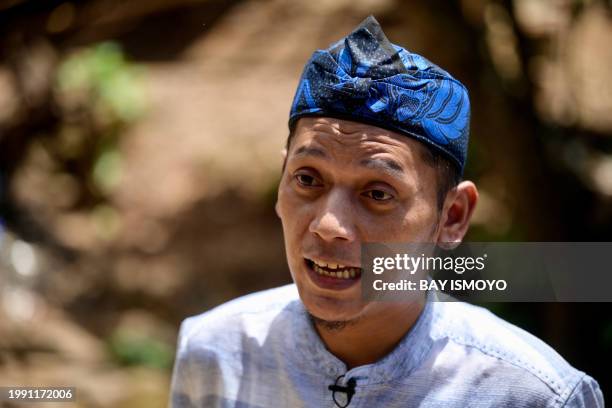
289 295 436 385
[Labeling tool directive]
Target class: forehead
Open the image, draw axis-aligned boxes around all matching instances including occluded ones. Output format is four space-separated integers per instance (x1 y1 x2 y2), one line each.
288 117 431 173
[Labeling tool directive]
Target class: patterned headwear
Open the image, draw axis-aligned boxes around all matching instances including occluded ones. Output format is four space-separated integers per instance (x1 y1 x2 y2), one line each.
289 16 470 173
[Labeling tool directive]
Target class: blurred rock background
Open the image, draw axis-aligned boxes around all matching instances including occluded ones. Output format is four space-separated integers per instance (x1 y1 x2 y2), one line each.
0 0 611 406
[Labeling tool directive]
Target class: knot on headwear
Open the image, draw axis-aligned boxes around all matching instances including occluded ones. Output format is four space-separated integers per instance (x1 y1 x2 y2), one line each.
350 77 372 97
289 15 471 173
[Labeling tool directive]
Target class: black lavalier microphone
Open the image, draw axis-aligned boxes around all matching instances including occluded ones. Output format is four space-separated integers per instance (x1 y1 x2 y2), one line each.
328 374 357 407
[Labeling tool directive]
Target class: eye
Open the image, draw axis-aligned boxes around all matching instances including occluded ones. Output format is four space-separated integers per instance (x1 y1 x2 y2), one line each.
363 189 394 201
294 172 322 187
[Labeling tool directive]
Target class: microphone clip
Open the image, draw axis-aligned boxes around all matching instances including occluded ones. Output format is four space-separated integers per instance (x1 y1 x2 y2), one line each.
328 375 357 407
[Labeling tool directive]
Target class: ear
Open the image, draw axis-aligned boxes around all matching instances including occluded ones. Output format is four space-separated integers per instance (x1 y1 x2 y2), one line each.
437 181 478 245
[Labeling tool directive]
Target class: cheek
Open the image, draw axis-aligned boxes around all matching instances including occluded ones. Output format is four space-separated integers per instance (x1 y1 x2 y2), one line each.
277 183 311 243
400 199 439 239
359 199 438 241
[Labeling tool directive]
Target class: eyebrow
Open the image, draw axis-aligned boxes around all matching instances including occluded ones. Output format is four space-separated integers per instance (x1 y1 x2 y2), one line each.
292 145 328 159
359 157 405 178
291 145 405 178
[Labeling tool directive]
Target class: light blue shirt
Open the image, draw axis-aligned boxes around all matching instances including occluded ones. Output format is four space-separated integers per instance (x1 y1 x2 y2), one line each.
170 284 604 407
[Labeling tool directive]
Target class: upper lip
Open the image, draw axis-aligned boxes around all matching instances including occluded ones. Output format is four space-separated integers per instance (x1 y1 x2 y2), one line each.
305 256 361 269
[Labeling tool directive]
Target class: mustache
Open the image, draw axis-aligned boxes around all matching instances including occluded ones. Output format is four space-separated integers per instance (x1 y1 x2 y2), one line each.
302 241 360 265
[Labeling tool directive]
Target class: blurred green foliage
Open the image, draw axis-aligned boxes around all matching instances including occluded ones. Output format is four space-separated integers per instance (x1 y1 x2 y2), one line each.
57 42 147 122
48 41 149 245
56 42 146 202
108 330 174 370
93 146 122 193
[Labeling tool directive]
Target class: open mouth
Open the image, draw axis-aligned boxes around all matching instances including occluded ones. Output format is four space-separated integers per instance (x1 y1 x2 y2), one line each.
305 258 362 280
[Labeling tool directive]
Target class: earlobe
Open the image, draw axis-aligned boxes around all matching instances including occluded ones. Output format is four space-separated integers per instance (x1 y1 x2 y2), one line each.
437 181 478 245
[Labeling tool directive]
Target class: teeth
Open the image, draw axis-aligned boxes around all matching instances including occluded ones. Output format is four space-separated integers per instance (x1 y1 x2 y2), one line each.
311 261 361 280
313 260 349 269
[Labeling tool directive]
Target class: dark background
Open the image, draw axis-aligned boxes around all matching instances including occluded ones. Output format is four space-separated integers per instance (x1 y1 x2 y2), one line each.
1 0 611 406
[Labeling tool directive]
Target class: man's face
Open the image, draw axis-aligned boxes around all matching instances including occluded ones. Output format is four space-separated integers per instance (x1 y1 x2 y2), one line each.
276 117 441 323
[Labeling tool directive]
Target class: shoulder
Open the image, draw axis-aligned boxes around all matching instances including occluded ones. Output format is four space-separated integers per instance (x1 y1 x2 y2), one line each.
431 301 604 407
176 284 300 355
170 285 301 406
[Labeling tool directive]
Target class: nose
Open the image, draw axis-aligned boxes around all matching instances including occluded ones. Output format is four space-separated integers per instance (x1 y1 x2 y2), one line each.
309 188 357 242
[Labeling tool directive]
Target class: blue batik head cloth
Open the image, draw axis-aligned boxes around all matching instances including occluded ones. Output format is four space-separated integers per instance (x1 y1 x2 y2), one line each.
289 15 471 173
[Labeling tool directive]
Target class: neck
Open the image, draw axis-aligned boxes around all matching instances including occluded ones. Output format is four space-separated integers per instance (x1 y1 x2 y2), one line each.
313 300 425 369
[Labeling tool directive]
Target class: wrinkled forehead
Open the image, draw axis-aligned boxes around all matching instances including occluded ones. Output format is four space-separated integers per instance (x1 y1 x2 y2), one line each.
289 117 428 166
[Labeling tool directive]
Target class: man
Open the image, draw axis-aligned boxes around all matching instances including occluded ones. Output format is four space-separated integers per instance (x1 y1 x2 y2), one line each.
170 16 603 407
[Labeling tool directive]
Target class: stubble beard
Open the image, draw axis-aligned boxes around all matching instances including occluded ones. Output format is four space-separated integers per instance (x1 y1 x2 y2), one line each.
308 312 361 332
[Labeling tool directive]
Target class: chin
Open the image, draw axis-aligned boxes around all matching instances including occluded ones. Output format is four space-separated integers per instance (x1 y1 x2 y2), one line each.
298 286 368 323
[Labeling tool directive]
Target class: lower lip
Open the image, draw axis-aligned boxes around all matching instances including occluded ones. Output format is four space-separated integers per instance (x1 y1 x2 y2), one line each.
305 259 361 291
